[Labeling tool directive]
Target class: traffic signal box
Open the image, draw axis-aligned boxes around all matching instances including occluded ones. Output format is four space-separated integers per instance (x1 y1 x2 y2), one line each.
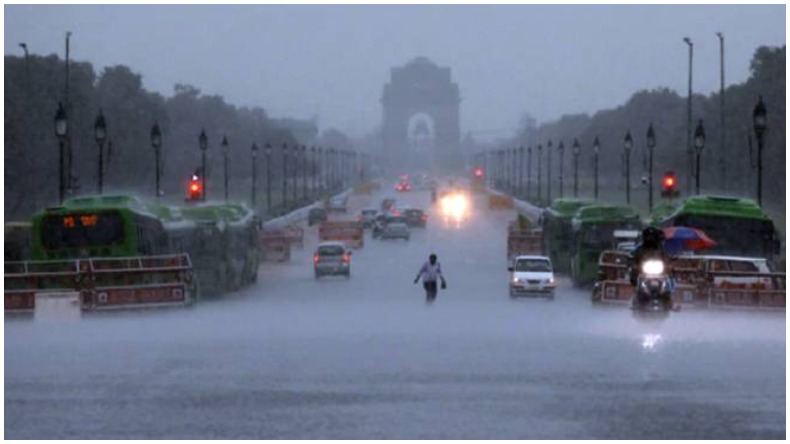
187 174 203 201
661 171 679 198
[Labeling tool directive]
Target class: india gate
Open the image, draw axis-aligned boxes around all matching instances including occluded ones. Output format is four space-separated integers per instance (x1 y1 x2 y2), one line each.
381 57 462 172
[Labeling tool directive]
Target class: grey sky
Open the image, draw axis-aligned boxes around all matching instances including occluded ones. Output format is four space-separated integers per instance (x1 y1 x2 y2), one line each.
5 5 785 140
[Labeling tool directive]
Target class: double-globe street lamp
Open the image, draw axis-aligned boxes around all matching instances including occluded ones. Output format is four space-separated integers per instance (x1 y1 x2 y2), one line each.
646 124 656 211
199 129 208 201
623 131 633 205
251 142 258 208
221 135 229 202
753 96 767 206
693 120 706 195
593 136 600 200
94 110 107 194
54 102 68 204
572 138 581 198
150 122 162 199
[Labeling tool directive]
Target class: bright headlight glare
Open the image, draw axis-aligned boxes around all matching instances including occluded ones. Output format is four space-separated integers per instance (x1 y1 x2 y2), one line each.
641 260 665 275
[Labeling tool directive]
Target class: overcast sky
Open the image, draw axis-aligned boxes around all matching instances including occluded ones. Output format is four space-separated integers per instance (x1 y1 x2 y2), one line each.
5 5 785 140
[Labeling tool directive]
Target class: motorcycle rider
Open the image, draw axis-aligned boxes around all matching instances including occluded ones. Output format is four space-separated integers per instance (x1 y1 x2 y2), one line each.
629 226 670 286
414 253 447 304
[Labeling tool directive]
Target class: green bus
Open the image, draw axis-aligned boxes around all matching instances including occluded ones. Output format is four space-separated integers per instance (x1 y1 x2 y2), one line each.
569 204 642 287
30 194 259 298
541 198 597 273
652 195 781 265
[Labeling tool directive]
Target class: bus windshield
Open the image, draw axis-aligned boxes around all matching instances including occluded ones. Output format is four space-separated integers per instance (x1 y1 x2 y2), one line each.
41 212 125 250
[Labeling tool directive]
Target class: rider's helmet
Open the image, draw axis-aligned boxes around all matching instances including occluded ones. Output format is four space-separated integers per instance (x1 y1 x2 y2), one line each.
429 253 437 264
641 226 665 248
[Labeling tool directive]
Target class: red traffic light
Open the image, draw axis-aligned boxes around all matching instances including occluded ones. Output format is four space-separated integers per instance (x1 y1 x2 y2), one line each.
474 167 484 178
661 172 679 198
663 176 675 188
187 175 203 200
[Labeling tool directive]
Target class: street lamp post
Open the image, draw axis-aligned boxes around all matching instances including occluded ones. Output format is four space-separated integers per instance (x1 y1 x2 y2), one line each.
292 145 299 204
94 110 107 194
301 145 308 203
536 144 543 204
199 129 208 201
572 138 581 198
511 147 517 195
593 136 600 200
265 143 272 213
683 37 694 195
221 135 229 202
557 141 565 198
646 123 656 211
150 122 162 200
694 120 705 195
518 146 525 198
281 143 288 212
527 146 532 200
54 102 68 204
623 131 633 205
717 32 726 191
251 143 258 208
311 146 317 200
317 147 324 196
546 140 553 203
753 96 767 206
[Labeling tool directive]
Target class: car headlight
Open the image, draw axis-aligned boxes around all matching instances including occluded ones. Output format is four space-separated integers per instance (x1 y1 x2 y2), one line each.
641 259 665 276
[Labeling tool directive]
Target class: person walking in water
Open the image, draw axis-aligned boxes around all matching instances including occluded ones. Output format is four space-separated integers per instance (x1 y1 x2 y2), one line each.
414 253 447 304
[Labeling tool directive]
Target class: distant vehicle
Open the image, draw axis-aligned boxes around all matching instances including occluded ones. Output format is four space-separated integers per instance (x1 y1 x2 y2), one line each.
380 197 397 212
308 207 328 226
395 181 411 192
313 241 352 279
541 198 597 273
328 195 348 213
372 214 407 239
403 208 428 227
358 209 378 228
691 254 773 289
381 222 410 241
508 255 555 299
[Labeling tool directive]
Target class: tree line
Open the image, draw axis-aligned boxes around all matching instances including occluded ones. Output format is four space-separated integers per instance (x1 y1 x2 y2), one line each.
496 45 785 215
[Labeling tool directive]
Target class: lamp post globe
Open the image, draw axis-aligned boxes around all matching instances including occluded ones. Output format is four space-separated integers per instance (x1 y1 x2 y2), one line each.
752 96 767 205
572 138 581 198
54 102 68 204
94 110 107 194
592 136 600 200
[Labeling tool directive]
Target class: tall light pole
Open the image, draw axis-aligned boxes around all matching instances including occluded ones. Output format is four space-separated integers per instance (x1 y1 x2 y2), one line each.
593 136 600 200
94 110 107 194
293 144 299 204
299 145 306 203
683 36 694 195
317 147 324 196
717 32 726 191
54 102 68 204
150 122 162 200
693 120 706 195
646 123 656 211
65 32 73 196
546 140 553 203
557 141 565 198
518 146 525 198
623 131 633 205
572 138 581 198
537 144 543 204
251 142 258 208
527 146 532 200
265 143 272 213
221 135 229 202
311 146 317 200
199 129 208 201
281 143 289 210
753 96 767 206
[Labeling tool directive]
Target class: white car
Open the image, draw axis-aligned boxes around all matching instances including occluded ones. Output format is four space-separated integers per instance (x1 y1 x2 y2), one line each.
694 255 773 289
509 255 555 299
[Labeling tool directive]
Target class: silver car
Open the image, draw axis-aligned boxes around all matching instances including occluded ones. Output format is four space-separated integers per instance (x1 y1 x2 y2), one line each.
381 222 410 241
313 241 352 278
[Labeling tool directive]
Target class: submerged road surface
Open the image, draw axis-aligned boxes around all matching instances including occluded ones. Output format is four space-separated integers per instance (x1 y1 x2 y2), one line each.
5 186 786 439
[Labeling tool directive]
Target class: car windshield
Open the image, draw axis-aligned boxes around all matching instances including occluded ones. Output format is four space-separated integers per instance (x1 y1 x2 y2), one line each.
317 245 344 256
515 259 552 272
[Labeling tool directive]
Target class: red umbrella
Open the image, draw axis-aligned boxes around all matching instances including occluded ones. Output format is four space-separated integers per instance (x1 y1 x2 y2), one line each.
662 226 716 252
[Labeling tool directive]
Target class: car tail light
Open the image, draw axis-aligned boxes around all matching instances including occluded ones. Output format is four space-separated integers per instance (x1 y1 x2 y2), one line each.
421 215 428 221
342 253 351 263
313 253 320 264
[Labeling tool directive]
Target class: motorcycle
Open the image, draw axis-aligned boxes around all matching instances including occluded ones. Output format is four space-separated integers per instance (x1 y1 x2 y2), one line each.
631 258 675 315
